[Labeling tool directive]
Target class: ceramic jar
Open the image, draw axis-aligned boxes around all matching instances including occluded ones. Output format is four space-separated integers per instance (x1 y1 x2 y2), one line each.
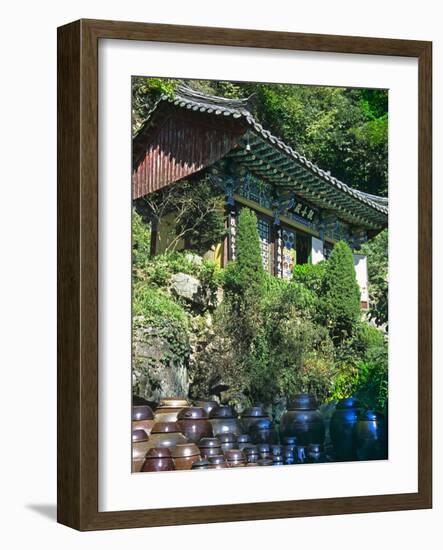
191 459 211 470
147 422 188 450
132 405 155 436
198 437 222 459
353 410 387 460
177 407 213 443
307 443 326 463
216 432 237 452
170 443 201 470
280 394 325 446
249 417 279 444
283 448 295 465
209 406 242 436
237 434 251 450
154 398 188 422
330 397 361 461
240 406 268 432
193 400 218 416
225 449 246 467
271 445 283 457
132 429 151 472
295 445 308 464
273 455 284 466
243 445 259 464
257 443 271 460
141 447 175 472
257 458 273 467
207 455 228 469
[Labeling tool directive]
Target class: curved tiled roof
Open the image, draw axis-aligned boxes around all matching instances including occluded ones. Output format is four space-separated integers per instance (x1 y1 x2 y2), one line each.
135 84 388 230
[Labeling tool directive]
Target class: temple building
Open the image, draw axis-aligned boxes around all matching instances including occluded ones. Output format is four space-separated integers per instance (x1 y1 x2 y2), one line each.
132 85 388 309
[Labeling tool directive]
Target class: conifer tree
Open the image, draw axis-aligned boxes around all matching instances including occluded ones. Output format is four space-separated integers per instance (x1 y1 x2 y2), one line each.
321 240 361 341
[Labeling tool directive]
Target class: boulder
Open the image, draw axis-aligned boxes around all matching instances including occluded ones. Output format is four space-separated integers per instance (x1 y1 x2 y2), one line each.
171 272 207 306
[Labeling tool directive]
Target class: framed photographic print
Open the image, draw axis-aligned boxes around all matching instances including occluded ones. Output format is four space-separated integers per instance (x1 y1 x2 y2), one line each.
57 19 432 530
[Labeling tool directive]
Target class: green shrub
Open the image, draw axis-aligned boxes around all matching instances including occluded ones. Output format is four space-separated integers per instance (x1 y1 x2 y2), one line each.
320 240 361 341
132 208 151 275
133 283 188 325
132 285 190 373
223 208 265 301
331 323 388 409
292 261 326 293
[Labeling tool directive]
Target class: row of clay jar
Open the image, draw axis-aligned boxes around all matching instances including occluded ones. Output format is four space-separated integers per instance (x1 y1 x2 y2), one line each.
132 399 279 443
134 432 327 472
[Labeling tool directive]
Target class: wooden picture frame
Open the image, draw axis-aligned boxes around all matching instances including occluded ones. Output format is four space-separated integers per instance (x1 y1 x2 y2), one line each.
57 19 432 531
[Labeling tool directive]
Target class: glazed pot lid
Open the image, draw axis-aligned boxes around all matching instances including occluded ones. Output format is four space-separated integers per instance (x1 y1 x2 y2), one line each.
287 394 317 410
198 437 221 449
177 407 208 420
308 443 323 453
145 447 172 459
225 449 245 461
170 443 200 458
242 406 266 418
242 444 258 453
283 436 297 445
207 454 226 465
358 410 385 422
336 397 361 409
158 397 188 408
193 399 218 408
191 459 210 469
216 432 237 444
257 458 273 466
132 429 149 443
257 443 271 453
237 434 251 443
209 405 235 419
132 405 154 421
151 421 181 434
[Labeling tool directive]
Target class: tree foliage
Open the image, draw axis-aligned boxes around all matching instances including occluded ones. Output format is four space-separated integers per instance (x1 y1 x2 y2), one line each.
136 175 228 256
361 229 388 329
320 241 362 341
133 78 388 196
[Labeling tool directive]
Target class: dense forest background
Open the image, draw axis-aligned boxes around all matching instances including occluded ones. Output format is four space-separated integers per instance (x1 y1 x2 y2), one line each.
132 77 388 197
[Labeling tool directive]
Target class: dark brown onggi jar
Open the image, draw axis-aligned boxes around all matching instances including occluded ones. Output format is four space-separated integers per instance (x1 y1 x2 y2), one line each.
141 447 175 472
207 455 228 469
209 405 241 436
249 417 279 444
193 400 218 416
132 429 151 473
225 449 246 467
330 397 361 461
170 443 201 470
191 459 211 470
280 394 325 446
132 405 155 436
198 437 222 459
240 405 268 432
147 421 188 450
353 410 387 461
216 432 237 452
154 397 189 422
177 407 213 443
